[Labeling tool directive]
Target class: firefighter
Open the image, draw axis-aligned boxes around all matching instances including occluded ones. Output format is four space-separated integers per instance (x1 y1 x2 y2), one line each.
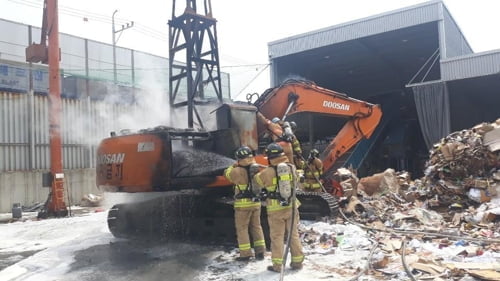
303 148 324 191
256 112 294 163
254 143 304 272
224 146 266 261
288 121 305 170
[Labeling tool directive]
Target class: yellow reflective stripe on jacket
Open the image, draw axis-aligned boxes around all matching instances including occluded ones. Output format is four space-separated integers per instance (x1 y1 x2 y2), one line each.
260 177 278 192
235 184 249 191
234 198 260 208
255 174 265 188
266 198 301 212
254 239 265 247
224 165 234 179
239 243 251 251
304 183 321 189
279 174 292 181
266 199 292 212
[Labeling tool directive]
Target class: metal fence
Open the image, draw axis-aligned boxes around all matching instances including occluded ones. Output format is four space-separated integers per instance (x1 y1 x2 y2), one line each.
0 91 133 171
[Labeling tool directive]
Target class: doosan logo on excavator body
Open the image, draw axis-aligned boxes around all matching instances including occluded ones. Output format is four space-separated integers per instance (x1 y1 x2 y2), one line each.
97 153 125 164
322 100 350 111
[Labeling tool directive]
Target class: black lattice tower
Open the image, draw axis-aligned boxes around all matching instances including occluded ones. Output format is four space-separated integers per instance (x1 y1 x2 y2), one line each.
169 0 223 129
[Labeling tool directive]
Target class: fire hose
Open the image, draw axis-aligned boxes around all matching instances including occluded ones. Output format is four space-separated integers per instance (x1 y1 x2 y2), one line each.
279 167 298 281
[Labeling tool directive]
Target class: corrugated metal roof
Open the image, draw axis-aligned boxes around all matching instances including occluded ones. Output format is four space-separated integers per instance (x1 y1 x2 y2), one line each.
268 1 442 59
441 50 500 80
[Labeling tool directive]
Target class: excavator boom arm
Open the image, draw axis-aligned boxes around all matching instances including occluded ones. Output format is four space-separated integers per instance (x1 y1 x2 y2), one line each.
254 80 382 172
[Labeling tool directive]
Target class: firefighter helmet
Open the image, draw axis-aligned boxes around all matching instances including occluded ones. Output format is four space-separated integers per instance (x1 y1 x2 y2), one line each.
289 121 297 131
235 146 253 160
271 117 281 123
265 143 284 159
309 148 320 158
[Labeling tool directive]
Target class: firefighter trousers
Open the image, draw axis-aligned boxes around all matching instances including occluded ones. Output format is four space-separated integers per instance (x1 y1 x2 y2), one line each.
267 207 304 269
234 205 266 257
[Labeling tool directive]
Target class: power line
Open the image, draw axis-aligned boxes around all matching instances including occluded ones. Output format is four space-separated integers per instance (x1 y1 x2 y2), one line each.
220 63 268 69
3 1 270 95
7 0 168 42
234 64 270 99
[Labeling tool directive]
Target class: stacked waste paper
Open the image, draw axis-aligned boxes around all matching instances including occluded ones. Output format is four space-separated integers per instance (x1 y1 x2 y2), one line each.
423 119 500 205
353 119 500 208
312 119 500 280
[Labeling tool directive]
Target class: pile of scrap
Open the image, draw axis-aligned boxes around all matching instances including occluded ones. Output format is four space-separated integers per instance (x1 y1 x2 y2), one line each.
423 119 500 206
80 193 103 207
350 119 500 217
328 118 500 280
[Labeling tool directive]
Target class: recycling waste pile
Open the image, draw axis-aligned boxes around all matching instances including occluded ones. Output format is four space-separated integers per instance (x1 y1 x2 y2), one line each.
301 118 500 280
1 119 499 281
199 119 500 281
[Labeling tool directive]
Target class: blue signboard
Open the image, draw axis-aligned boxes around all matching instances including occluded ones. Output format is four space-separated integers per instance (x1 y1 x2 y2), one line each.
0 62 49 93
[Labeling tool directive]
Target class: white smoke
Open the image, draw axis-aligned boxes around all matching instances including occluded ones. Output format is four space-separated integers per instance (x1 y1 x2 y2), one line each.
61 57 172 145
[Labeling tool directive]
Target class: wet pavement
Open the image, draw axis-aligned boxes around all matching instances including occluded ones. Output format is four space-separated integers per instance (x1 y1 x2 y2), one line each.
64 240 230 281
0 250 42 271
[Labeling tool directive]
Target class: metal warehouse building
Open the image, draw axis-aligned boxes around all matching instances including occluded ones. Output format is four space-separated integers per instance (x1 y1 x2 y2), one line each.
267 0 500 177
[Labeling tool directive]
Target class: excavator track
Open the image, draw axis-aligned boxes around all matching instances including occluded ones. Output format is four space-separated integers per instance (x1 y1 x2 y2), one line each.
107 189 339 244
296 191 339 220
107 190 237 245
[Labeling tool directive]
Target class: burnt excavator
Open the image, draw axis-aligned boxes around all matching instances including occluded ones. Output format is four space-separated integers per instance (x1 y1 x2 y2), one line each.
97 79 382 243
97 0 381 244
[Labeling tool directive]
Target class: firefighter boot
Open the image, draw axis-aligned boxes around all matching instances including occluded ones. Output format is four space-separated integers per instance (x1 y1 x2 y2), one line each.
290 262 303 270
255 252 265 260
267 265 281 273
235 256 251 262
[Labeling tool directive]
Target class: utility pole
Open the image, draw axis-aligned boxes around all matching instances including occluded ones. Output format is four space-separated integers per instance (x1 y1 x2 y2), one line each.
26 0 68 218
112 10 134 84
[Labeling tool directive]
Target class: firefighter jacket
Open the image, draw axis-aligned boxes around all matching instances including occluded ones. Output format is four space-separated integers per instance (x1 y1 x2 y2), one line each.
224 157 266 258
291 136 305 169
224 158 261 209
254 155 304 269
256 112 295 163
256 112 283 141
277 140 294 164
304 157 323 190
254 155 300 212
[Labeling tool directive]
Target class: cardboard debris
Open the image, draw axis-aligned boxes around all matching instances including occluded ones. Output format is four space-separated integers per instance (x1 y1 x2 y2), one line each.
444 262 500 270
371 253 390 269
468 269 500 280
484 127 500 152
410 262 446 275
315 119 500 280
358 168 400 196
407 208 444 226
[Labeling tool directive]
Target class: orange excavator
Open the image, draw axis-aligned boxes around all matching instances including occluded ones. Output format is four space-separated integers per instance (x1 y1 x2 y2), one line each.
97 79 382 243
